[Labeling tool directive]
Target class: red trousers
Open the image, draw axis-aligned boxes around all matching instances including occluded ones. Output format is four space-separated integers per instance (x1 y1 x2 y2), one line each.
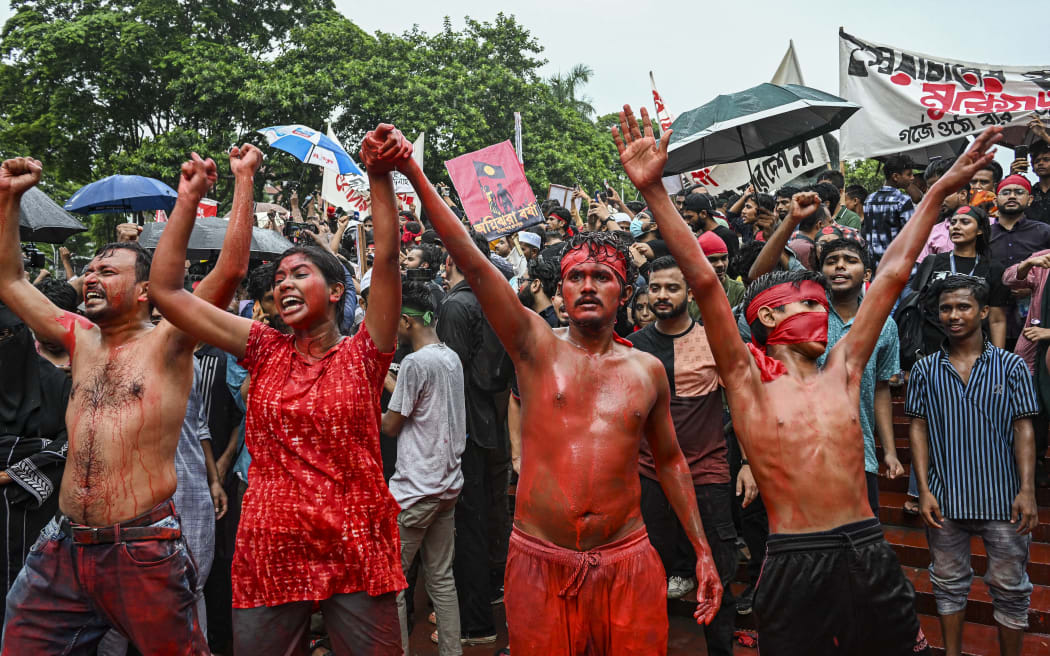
504 525 668 656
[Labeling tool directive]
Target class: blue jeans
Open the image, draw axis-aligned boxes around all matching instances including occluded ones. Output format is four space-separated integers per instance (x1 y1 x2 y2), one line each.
926 518 1032 629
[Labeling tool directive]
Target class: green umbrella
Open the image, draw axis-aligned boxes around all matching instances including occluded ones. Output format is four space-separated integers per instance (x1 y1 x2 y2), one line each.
664 83 860 179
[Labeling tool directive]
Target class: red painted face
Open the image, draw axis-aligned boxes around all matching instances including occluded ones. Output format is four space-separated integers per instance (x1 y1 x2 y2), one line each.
81 249 145 322
273 253 340 328
561 262 626 328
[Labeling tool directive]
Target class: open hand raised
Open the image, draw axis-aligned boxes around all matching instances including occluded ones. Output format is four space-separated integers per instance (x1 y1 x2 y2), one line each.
612 105 670 192
0 157 42 197
229 144 264 179
933 127 1003 195
360 124 413 176
179 153 218 199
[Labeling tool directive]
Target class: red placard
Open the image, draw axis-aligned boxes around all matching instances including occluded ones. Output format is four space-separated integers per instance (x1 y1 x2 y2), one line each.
445 141 540 240
196 198 219 218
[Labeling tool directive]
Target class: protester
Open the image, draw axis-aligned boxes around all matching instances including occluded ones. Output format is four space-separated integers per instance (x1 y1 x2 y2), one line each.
1020 125 1050 224
971 160 1003 197
917 158 971 262
991 174 1050 269
689 231 745 316
817 171 862 230
844 184 868 226
399 130 723 655
681 193 740 262
863 154 916 266
146 128 407 655
382 280 467 656
629 255 738 656
614 104 1000 656
0 146 258 653
907 275 1038 656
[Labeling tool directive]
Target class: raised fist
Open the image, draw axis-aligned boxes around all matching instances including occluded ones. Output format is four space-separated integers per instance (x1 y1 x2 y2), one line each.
360 124 413 176
230 144 264 178
0 157 42 197
178 153 218 199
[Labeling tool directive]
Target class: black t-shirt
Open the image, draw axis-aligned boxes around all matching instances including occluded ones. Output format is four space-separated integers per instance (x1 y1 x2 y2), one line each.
914 252 1010 307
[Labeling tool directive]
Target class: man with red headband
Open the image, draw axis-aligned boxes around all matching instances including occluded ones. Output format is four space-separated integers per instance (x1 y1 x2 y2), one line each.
990 173 1050 270
396 146 721 654
614 104 1004 655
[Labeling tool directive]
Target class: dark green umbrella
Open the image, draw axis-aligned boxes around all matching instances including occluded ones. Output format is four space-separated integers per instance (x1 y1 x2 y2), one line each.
19 187 87 243
139 217 293 260
664 83 860 177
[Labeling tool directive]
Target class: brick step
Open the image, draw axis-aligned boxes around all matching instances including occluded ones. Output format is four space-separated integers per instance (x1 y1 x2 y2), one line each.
885 525 1050 587
904 566 1050 634
919 613 1050 655
879 491 1050 544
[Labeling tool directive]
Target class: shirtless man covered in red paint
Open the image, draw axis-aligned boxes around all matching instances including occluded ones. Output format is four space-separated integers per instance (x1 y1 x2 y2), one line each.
0 145 263 655
397 138 722 655
613 105 1003 656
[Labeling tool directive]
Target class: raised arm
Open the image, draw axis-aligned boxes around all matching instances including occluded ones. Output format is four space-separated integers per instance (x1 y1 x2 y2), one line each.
644 360 721 625
398 147 548 360
358 125 410 353
0 158 84 352
838 127 1003 374
148 149 259 359
747 192 821 281
613 105 753 384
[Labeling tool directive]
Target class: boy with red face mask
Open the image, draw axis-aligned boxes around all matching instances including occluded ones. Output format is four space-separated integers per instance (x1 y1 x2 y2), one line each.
395 133 722 654
613 104 1004 656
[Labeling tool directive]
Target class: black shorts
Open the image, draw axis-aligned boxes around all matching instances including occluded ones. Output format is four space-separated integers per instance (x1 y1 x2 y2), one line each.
754 518 929 656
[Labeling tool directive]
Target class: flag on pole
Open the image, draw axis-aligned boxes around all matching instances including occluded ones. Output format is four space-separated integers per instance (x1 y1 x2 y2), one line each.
650 72 674 132
513 112 524 165
412 132 425 168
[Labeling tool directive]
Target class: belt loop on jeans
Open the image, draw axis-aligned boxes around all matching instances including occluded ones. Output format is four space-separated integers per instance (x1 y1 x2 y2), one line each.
558 552 600 598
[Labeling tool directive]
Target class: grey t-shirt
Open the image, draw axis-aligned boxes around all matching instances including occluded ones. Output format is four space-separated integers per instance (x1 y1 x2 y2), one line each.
387 343 467 508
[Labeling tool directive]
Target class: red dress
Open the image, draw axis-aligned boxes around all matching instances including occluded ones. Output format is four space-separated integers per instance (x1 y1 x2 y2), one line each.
232 322 403 608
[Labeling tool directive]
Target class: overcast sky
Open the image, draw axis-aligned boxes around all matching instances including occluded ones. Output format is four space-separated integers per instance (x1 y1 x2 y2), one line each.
1 1 1045 135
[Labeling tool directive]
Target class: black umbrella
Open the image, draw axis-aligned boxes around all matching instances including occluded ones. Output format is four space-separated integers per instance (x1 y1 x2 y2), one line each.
19 188 88 243
139 217 294 260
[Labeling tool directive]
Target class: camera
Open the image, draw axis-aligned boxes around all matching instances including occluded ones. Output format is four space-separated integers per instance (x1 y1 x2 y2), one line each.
21 245 46 269
283 221 319 245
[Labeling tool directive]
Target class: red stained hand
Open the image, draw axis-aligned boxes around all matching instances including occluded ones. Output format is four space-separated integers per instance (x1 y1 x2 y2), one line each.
692 550 724 625
933 126 1003 195
229 143 264 178
360 124 413 175
612 105 671 192
0 157 42 196
179 153 218 199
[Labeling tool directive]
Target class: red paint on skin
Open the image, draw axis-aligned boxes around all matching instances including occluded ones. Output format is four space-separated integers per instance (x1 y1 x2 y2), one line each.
54 311 95 354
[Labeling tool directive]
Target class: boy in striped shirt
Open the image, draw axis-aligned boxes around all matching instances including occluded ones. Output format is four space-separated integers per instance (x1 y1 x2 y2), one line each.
907 274 1039 656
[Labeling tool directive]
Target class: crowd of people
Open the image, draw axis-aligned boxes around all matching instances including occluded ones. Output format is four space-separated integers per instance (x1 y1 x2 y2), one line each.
0 112 1047 656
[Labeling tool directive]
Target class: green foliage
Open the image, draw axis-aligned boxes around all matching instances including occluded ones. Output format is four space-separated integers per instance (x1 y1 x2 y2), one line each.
0 4 628 259
844 159 883 197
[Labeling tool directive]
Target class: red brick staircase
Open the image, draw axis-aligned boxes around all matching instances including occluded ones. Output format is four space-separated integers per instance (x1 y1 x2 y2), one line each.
874 387 1050 655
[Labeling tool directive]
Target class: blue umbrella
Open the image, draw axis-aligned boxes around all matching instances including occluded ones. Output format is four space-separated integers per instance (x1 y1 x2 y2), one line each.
258 124 363 176
65 175 178 214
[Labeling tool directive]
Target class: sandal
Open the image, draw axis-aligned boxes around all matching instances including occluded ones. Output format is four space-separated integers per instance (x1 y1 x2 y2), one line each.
903 497 920 516
734 630 758 648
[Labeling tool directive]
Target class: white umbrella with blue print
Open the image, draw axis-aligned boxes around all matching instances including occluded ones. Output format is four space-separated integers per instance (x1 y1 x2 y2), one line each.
257 124 364 176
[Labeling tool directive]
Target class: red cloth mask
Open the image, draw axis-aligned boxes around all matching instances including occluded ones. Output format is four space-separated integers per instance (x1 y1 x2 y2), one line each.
745 280 829 347
764 310 828 346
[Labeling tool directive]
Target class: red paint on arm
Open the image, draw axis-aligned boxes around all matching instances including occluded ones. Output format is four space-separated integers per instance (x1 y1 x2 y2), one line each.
54 311 94 355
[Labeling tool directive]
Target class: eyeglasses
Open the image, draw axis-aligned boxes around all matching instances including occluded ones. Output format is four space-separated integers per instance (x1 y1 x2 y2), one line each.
999 188 1029 197
516 277 532 288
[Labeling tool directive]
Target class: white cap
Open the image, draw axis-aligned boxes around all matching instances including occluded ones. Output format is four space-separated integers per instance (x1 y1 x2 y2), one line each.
611 212 631 225
518 231 542 249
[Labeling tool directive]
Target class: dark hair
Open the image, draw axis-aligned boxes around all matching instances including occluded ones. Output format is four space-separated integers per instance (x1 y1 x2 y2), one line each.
817 170 845 189
935 274 989 309
741 270 828 345
648 255 683 277
272 246 347 327
35 279 79 312
817 238 871 271
775 185 800 201
401 279 435 315
539 198 561 215
799 204 828 233
410 243 443 270
558 231 639 294
247 263 274 302
527 256 560 299
745 192 775 213
844 184 868 202
549 207 572 224
812 182 841 212
953 206 991 256
730 241 766 282
625 200 646 214
93 242 152 283
924 157 954 183
404 220 422 234
468 228 491 256
1032 140 1050 159
883 155 914 181
981 160 1004 185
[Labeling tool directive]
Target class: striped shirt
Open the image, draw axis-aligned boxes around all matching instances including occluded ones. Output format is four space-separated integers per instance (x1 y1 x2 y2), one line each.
863 186 915 265
904 342 1038 520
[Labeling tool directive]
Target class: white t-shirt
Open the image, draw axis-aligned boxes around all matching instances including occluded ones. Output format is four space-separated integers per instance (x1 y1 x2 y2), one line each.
387 343 467 508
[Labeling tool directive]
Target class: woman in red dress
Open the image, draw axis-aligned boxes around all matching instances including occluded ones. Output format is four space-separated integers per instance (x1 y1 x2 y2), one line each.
149 128 411 655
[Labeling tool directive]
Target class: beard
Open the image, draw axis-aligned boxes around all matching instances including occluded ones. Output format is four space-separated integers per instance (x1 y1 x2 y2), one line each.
651 298 688 320
517 285 536 310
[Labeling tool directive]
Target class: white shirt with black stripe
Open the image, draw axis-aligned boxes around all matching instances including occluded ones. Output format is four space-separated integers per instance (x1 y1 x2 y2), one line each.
905 341 1039 521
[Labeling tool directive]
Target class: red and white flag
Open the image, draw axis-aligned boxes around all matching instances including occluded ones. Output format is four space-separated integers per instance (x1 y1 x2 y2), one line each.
650 71 674 132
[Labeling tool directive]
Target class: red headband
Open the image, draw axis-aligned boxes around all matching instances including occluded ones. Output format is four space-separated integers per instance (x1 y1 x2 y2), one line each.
698 231 728 256
560 244 628 284
745 280 828 325
997 174 1032 194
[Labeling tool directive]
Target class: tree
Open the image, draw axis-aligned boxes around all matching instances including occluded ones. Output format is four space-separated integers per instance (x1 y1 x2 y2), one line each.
548 64 596 119
844 159 883 197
